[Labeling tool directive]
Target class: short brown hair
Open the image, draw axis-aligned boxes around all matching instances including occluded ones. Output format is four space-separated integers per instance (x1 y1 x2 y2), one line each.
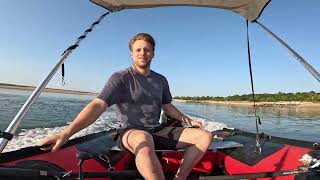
129 33 155 51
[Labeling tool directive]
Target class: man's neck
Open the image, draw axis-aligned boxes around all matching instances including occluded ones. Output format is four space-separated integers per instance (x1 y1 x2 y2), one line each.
132 65 150 77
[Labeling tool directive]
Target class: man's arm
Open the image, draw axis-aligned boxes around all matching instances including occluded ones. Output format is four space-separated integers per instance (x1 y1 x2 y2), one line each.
161 103 202 128
63 98 108 137
39 98 108 151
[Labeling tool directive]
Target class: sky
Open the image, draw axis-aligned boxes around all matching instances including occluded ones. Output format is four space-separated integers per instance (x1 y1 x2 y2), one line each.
0 0 319 97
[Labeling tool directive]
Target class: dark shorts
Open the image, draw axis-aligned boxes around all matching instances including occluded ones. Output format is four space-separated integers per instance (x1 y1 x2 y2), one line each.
115 127 187 151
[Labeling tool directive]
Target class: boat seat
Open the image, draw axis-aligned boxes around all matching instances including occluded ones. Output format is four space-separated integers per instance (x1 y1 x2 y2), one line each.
75 132 243 173
76 133 117 157
151 139 243 152
76 132 243 154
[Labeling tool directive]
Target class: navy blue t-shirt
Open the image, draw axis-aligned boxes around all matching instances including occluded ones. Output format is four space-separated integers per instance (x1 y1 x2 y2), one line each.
97 67 172 130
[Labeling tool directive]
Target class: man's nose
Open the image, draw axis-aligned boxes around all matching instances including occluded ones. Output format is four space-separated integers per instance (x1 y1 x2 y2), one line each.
139 49 146 56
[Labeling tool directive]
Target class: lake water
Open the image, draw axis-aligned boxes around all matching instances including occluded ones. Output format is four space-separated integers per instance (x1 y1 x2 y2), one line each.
0 88 319 152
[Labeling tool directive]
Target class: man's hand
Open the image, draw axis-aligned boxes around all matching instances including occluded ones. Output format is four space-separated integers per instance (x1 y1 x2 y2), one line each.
38 132 70 152
182 117 203 128
190 120 203 128
161 103 203 128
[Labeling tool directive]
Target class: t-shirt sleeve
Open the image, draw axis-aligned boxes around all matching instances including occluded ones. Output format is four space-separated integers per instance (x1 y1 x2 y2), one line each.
162 77 172 104
97 72 123 106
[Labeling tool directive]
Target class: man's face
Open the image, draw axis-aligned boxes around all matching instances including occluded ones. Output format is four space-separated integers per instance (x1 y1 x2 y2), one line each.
130 40 154 69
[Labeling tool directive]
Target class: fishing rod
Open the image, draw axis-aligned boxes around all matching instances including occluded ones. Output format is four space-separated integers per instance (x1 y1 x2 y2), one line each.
246 20 262 155
0 167 65 179
199 168 319 180
0 11 111 153
201 152 320 179
0 166 318 180
0 167 141 179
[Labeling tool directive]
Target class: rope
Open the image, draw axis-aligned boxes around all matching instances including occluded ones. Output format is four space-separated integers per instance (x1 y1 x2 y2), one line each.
60 12 111 85
246 20 262 154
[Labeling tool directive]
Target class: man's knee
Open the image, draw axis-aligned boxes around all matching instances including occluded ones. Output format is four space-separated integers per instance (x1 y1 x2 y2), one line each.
193 129 213 149
200 130 213 147
177 128 213 150
127 130 155 154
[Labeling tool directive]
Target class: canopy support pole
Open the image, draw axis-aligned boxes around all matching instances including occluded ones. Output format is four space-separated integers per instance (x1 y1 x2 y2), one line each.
0 12 111 153
255 20 320 83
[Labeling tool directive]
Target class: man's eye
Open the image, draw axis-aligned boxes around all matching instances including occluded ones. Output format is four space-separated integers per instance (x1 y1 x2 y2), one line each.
136 48 141 52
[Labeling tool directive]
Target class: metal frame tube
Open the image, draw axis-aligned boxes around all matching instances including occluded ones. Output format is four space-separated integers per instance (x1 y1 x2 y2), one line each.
255 20 320 83
0 12 110 153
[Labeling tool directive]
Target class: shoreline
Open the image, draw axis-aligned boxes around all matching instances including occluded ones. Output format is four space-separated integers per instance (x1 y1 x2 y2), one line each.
0 83 98 96
173 99 320 108
1 83 319 108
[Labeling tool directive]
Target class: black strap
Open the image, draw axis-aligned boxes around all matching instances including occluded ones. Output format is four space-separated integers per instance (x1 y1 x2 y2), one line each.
58 11 112 86
61 63 65 85
92 21 100 26
246 20 262 154
78 35 86 40
85 28 92 33
0 130 14 141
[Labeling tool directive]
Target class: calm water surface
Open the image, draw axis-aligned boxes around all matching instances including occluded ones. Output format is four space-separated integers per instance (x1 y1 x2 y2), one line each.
174 102 320 142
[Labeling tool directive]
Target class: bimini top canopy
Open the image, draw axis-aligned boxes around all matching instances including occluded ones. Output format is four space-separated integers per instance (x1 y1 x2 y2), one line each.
90 0 270 22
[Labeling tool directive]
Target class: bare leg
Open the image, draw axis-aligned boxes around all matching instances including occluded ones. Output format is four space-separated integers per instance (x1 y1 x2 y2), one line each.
174 128 213 180
122 129 165 180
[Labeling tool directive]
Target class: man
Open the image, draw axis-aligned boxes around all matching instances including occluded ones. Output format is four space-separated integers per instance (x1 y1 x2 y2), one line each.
39 33 212 180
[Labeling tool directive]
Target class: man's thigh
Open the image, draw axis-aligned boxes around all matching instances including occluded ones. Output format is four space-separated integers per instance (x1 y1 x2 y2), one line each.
116 127 209 152
174 128 212 149
152 127 191 150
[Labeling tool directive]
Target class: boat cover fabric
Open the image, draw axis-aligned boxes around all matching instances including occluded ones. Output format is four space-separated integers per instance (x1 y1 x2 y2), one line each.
90 0 270 21
223 135 284 166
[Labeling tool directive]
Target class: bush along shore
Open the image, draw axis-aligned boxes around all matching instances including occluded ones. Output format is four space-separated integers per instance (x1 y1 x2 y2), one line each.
174 92 320 108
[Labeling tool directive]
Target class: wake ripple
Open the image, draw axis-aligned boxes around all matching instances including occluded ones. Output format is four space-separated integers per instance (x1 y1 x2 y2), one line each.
3 113 226 152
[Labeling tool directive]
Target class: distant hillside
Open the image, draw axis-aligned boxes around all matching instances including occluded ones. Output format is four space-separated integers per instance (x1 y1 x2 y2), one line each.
0 83 98 96
175 91 320 103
